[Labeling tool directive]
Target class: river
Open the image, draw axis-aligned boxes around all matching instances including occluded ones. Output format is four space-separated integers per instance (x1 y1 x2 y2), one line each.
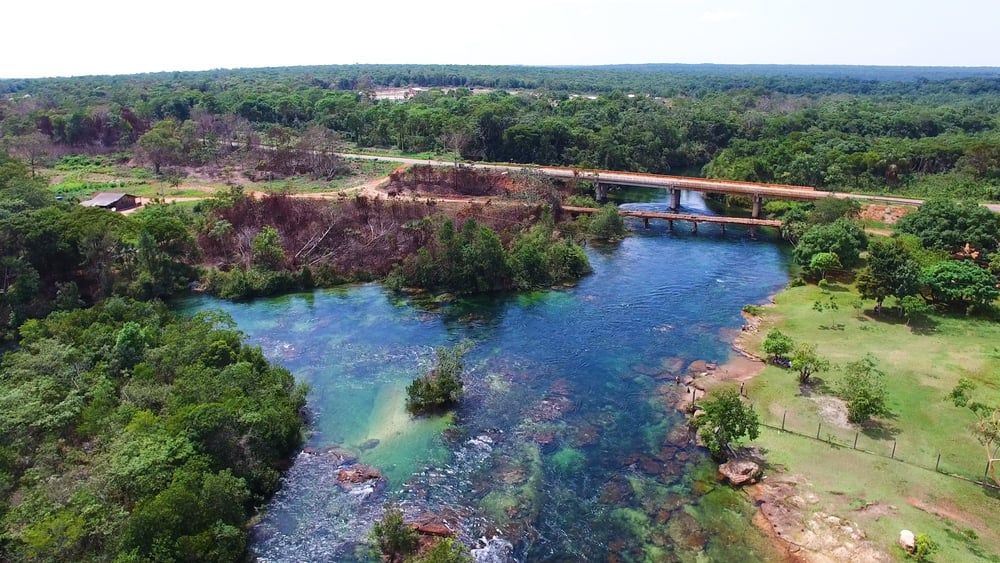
179 190 790 562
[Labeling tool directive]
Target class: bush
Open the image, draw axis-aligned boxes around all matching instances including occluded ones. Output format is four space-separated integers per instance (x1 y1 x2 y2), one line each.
908 533 938 561
839 355 889 423
587 205 627 240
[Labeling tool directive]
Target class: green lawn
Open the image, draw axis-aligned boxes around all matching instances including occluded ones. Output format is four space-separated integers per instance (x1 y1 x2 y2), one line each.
738 283 1000 561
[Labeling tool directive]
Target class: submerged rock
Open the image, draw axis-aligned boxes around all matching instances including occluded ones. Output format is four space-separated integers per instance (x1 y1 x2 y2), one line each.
600 475 635 505
411 514 456 537
718 460 762 487
358 438 380 451
687 360 709 373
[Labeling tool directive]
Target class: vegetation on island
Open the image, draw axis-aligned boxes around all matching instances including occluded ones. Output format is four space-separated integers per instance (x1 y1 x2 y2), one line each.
406 345 467 414
368 503 472 563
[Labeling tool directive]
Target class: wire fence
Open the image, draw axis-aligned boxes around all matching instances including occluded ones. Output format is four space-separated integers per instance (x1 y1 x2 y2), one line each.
751 401 999 490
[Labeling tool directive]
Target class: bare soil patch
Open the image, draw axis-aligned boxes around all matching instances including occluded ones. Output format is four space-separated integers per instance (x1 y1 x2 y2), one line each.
858 204 913 225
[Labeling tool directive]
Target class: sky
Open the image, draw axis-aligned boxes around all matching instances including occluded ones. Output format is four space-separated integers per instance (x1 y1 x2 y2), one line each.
2 0 997 78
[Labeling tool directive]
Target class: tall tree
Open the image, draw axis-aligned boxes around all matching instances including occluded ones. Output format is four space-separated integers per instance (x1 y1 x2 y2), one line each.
856 237 921 312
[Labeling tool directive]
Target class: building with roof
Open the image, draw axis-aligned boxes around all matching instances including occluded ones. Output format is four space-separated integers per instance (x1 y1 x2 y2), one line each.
79 192 139 211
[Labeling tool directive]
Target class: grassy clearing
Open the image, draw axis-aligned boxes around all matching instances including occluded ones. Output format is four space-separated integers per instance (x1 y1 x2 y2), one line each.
737 282 1000 560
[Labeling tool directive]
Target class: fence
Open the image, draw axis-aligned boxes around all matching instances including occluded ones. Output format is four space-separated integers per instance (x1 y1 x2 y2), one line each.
751 402 999 490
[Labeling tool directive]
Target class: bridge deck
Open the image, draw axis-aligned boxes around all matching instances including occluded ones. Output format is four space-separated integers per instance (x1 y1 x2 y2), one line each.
562 206 784 227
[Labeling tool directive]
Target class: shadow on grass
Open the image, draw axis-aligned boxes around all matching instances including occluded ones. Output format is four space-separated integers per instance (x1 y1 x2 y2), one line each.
860 418 900 440
820 283 851 293
796 377 835 397
862 308 939 335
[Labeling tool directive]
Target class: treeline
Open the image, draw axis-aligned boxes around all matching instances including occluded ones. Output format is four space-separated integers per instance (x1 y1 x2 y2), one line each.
4 64 1000 102
5 65 1000 200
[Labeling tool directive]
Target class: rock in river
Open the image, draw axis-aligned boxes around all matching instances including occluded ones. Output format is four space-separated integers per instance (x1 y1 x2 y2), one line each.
718 459 762 486
337 464 383 484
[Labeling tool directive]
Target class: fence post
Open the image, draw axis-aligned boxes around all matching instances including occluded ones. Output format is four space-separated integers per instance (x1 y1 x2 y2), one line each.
816 423 822 440
891 440 897 460
853 432 859 450
781 410 786 431
936 453 941 472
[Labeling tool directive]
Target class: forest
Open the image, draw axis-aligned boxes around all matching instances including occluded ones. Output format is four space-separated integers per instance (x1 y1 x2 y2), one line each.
3 64 1000 200
3 63 1000 561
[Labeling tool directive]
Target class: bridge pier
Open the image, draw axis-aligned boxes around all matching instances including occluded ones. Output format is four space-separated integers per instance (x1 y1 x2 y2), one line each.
752 194 763 219
643 217 649 229
667 219 673 231
595 183 609 202
670 188 681 211
692 222 698 234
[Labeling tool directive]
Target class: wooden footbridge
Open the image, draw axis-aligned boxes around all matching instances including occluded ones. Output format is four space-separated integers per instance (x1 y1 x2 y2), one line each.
562 206 783 233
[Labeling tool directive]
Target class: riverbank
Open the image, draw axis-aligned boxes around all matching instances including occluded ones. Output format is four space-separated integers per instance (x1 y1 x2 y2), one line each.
699 282 1000 561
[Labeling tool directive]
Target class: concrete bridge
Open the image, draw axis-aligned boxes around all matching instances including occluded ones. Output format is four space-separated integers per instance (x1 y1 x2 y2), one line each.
562 205 783 234
559 169 819 218
334 153 828 219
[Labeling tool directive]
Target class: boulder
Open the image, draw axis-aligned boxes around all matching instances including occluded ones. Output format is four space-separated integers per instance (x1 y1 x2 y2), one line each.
337 464 382 484
898 530 915 553
718 459 763 486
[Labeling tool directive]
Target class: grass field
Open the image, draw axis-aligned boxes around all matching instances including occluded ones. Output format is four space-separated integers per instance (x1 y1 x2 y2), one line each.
736 282 1000 561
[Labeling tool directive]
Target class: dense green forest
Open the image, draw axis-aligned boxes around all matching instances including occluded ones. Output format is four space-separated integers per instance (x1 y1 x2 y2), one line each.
4 64 1000 199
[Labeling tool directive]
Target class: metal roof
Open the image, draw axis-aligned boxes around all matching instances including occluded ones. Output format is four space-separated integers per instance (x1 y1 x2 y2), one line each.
80 192 134 208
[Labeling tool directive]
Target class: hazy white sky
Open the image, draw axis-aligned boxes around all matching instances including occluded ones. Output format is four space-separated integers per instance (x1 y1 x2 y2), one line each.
2 0 996 78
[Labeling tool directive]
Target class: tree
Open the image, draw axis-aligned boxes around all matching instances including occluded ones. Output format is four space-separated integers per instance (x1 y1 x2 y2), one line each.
137 119 183 174
369 503 419 563
897 199 1000 254
856 238 922 313
949 379 1000 487
6 132 50 177
838 354 889 423
442 127 472 166
792 218 867 269
808 252 841 280
252 226 286 270
790 342 830 384
692 388 760 460
761 329 794 363
920 260 998 311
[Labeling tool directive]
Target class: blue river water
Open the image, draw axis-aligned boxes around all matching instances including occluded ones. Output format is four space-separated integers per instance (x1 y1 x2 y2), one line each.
178 190 790 562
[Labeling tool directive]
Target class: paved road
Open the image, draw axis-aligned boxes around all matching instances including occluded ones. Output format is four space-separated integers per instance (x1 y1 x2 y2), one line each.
335 153 956 209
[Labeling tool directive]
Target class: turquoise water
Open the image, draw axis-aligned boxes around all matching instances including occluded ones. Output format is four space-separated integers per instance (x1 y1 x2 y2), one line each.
178 192 790 562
